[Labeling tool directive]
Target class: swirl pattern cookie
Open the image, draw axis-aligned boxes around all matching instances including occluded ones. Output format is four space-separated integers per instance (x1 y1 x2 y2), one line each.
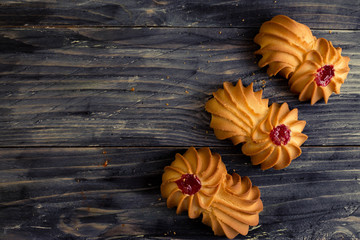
161 147 263 239
254 15 316 79
205 79 307 170
289 38 350 104
254 15 350 104
242 103 308 170
205 80 269 145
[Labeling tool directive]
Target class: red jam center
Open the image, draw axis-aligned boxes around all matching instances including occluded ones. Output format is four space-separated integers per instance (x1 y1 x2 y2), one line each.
175 174 201 195
314 65 335 87
270 124 291 146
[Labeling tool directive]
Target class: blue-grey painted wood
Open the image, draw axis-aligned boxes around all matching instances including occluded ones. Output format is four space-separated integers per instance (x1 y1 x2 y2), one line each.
0 28 359 147
0 0 359 29
0 1 359 239
0 147 359 239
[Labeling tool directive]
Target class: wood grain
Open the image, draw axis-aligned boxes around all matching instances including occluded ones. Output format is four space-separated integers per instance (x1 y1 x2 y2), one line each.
1 1 359 239
0 27 359 147
0 0 359 29
0 147 359 239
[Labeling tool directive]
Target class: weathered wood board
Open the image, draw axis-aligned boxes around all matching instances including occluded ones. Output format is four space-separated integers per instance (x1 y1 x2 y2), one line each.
1 28 359 147
0 0 359 29
0 0 359 239
0 147 359 239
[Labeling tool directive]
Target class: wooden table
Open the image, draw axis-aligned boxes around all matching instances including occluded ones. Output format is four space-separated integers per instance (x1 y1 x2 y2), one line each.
1 1 359 239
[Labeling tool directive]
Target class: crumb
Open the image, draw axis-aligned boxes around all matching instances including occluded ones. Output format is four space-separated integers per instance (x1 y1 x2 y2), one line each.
173 231 176 235
242 19 245 22
252 72 255 76
130 87 135 92
274 0 277 3
261 80 266 88
165 103 169 106
102 150 107 154
329 30 332 34
219 31 222 34
205 130 209 134
166 76 170 79
233 169 236 172
185 90 189 94
102 159 109 167
158 197 161 201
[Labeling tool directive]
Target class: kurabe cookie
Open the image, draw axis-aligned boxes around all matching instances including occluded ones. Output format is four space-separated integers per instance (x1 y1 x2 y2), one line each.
254 15 350 105
205 79 308 170
161 147 263 239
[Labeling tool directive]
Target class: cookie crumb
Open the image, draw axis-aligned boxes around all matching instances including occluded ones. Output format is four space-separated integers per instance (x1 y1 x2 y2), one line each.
329 30 332 34
165 103 169 106
102 159 109 167
261 79 266 88
130 87 135 92
185 90 189 94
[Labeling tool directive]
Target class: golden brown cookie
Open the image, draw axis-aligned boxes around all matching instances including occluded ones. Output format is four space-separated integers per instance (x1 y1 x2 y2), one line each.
289 38 350 104
205 80 269 145
205 79 308 170
161 147 263 239
254 15 350 104
242 102 308 170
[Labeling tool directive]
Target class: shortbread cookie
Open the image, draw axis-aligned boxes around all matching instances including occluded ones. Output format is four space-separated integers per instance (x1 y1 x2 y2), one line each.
242 102 308 170
205 80 268 145
205 79 307 170
254 15 350 104
161 147 263 239
289 38 350 104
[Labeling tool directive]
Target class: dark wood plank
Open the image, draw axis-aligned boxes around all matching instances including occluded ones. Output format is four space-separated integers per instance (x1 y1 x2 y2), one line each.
0 27 359 147
0 0 359 29
0 147 359 239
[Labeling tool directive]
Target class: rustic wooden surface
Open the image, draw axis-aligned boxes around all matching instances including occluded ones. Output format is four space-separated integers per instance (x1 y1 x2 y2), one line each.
0 1 359 239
